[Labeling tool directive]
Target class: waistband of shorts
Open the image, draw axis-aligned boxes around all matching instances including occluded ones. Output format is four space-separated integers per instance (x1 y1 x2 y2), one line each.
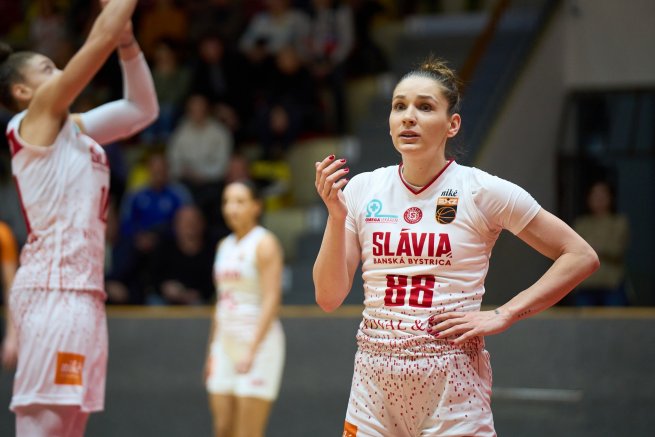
11 287 107 300
356 332 484 356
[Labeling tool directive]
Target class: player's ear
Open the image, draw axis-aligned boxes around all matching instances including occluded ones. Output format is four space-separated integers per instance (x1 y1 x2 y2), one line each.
447 113 461 138
12 83 33 105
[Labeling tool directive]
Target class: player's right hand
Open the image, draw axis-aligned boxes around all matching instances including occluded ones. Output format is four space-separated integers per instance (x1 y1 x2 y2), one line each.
315 154 349 221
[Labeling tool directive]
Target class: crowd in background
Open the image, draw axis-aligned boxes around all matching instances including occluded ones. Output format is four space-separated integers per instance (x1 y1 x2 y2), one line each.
0 0 401 305
0 0 629 308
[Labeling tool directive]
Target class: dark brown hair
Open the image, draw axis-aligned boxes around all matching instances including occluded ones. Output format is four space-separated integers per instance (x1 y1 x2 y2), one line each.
399 55 462 115
0 42 36 112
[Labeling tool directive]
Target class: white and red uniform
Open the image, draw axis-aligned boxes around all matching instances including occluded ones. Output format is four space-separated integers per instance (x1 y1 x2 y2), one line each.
342 161 540 437
6 111 109 413
207 226 285 401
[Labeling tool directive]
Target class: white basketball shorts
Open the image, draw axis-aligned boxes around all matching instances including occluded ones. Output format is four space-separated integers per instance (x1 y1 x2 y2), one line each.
206 319 285 401
9 289 108 413
344 344 495 436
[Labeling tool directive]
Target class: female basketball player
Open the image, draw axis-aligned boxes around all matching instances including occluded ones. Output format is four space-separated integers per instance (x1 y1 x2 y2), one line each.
205 181 286 437
0 0 157 435
313 57 599 436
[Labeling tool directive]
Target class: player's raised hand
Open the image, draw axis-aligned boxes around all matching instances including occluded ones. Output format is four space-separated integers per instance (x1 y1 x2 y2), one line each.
100 0 134 47
315 155 349 221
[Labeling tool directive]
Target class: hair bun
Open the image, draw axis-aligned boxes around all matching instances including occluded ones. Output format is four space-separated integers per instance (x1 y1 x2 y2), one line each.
0 42 13 65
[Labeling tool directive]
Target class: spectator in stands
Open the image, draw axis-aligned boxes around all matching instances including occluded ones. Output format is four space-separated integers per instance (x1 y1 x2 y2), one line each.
105 198 141 304
188 33 246 138
253 46 323 159
573 180 630 306
150 205 216 305
168 93 234 226
307 0 355 134
142 38 190 144
0 220 18 370
345 0 390 78
29 0 68 60
186 0 245 46
137 0 188 58
119 151 192 300
238 0 311 63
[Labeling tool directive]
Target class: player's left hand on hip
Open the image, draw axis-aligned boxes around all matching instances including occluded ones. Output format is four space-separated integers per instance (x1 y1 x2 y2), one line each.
427 310 511 345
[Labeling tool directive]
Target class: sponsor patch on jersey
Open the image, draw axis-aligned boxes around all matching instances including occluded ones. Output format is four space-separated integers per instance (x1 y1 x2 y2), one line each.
403 207 423 224
89 144 110 171
343 420 358 437
55 352 85 385
435 197 458 224
365 199 399 224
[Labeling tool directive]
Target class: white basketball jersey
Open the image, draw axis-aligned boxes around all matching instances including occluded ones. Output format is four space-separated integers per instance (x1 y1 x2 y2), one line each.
344 161 540 352
214 226 269 317
6 111 110 294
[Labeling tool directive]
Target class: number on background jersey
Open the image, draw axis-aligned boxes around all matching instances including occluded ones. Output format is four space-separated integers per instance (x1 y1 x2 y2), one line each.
384 274 435 308
99 186 109 222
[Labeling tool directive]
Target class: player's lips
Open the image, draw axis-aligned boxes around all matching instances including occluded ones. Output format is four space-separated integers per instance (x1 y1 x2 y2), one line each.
399 130 420 141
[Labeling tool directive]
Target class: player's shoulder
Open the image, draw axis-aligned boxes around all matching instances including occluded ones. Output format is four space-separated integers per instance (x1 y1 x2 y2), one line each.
255 227 283 257
348 165 397 187
462 165 523 192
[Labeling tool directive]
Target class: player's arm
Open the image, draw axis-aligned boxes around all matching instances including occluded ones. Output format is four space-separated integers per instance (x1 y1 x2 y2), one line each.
29 0 138 120
250 234 284 352
502 209 599 316
429 209 599 344
313 155 359 312
72 2 158 145
314 223 360 312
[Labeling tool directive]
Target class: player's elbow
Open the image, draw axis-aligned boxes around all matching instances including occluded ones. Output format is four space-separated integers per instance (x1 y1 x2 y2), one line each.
577 244 600 279
585 247 601 275
314 285 346 313
143 103 159 128
315 293 341 313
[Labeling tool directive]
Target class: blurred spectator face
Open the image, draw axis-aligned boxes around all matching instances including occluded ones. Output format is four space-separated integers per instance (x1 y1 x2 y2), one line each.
588 182 612 215
267 0 290 14
276 46 301 74
199 36 224 63
148 154 169 190
222 182 261 232
312 0 332 9
174 206 205 240
186 94 211 124
153 41 177 71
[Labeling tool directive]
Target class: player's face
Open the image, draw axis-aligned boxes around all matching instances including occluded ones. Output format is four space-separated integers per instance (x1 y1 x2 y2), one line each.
389 76 460 158
222 183 261 233
14 54 61 103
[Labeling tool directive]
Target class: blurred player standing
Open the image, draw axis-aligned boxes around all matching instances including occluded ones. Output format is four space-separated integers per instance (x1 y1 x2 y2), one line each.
206 181 285 437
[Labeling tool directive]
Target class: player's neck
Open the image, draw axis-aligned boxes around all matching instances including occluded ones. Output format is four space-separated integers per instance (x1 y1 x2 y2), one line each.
401 156 449 187
233 224 257 240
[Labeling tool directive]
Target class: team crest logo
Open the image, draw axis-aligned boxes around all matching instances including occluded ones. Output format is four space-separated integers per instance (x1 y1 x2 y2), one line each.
365 199 399 223
436 197 458 224
403 207 422 224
